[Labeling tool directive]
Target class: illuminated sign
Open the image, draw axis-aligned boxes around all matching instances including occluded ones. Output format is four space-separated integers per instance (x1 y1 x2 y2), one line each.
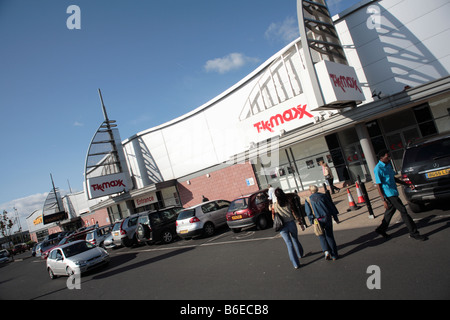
87 172 129 199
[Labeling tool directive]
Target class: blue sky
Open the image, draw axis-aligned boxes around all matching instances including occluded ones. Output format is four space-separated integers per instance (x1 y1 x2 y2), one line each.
0 0 361 230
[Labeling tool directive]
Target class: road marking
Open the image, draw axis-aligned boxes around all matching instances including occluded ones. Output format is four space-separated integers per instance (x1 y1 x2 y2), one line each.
111 234 280 256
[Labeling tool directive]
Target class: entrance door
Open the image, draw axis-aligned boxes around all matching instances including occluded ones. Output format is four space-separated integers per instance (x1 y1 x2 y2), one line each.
343 144 370 182
385 127 420 171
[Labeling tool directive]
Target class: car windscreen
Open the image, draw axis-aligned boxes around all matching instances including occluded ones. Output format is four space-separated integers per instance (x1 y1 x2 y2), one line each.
62 241 95 258
177 209 196 220
404 138 450 167
228 198 249 212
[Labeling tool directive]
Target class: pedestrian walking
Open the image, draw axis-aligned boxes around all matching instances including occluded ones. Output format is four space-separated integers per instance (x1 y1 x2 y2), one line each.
304 185 340 260
374 149 427 241
319 161 340 194
268 184 277 204
271 188 305 269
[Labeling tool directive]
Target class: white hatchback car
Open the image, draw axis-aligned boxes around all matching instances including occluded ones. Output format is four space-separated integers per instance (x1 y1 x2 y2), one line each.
46 240 110 279
176 200 230 239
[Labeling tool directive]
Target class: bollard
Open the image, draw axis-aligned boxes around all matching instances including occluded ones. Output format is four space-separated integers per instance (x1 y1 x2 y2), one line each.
323 183 331 200
357 176 375 219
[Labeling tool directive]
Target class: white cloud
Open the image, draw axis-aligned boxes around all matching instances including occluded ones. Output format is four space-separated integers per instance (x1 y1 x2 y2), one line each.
265 16 300 44
73 121 84 127
1 193 48 232
204 53 260 74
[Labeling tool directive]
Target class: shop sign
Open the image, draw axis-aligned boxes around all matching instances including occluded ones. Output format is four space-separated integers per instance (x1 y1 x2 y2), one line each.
87 172 129 199
315 60 365 105
239 94 319 145
253 104 313 134
33 215 43 225
134 192 158 208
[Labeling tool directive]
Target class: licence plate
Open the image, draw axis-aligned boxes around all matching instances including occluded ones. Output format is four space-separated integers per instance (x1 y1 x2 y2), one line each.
231 215 243 220
179 230 188 234
426 169 450 179
113 231 119 236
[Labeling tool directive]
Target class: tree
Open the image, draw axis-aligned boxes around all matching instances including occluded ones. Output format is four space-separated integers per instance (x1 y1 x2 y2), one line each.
1 210 15 245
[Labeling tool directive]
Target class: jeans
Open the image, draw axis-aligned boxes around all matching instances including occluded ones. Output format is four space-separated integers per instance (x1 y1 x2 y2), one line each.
317 217 338 258
280 220 304 268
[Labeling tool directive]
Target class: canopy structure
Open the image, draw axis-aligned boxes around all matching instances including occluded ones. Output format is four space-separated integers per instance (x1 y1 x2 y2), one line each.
84 90 133 200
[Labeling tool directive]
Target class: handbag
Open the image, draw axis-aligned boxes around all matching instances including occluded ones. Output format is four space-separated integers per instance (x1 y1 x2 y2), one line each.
272 203 284 232
306 199 323 236
273 212 284 232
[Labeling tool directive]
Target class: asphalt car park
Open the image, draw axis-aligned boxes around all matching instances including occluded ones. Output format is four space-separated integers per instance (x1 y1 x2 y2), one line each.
1 199 450 301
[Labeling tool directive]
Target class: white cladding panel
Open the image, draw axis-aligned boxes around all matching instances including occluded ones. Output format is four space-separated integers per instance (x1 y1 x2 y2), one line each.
337 0 450 97
124 0 450 188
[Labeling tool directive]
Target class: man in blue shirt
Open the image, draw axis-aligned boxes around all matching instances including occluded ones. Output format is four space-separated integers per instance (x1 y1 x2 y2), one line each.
374 149 427 241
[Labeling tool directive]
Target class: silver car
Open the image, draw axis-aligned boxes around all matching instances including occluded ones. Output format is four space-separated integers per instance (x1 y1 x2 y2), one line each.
46 240 110 279
176 200 230 239
111 214 140 247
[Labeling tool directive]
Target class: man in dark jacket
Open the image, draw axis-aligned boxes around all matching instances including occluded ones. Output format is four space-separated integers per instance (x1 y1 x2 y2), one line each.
305 185 340 260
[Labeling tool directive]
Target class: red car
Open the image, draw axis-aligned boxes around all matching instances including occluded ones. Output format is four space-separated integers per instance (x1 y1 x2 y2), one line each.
226 190 307 233
226 190 271 233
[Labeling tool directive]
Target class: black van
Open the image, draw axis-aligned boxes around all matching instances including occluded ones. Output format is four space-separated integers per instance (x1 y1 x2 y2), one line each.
136 207 183 245
401 132 450 212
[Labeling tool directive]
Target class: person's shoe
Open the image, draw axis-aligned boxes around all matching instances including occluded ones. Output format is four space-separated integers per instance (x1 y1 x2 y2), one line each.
324 251 331 260
375 228 391 240
410 234 428 241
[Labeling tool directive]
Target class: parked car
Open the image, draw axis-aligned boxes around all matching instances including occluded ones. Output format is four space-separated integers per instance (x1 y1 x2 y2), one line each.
41 229 91 259
401 132 450 212
86 225 113 248
0 249 13 265
136 206 183 245
176 200 230 239
226 190 271 233
39 238 61 259
112 214 140 247
46 240 110 279
12 243 27 255
103 232 118 250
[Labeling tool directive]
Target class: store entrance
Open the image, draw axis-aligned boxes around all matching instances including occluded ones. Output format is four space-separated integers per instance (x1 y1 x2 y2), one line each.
385 126 420 171
342 143 370 182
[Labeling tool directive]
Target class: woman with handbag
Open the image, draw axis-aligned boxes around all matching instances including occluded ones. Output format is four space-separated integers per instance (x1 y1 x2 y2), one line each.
319 161 340 194
272 188 305 269
304 185 340 260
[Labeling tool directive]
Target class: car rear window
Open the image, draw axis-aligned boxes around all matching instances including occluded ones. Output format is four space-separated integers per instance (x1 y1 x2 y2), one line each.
112 222 121 231
404 138 450 167
228 198 249 212
177 209 195 220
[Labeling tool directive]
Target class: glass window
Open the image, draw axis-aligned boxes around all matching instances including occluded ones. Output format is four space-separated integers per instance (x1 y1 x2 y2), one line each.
177 209 196 220
228 198 248 211
381 110 415 133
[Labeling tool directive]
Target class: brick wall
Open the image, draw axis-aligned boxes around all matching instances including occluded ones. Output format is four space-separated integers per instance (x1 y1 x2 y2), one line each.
82 208 111 227
177 163 260 208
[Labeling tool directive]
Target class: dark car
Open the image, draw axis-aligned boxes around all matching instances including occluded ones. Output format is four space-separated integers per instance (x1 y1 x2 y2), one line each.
401 132 450 213
136 206 183 245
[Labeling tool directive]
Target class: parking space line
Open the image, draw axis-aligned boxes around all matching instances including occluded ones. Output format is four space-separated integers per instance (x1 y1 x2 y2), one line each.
111 234 280 256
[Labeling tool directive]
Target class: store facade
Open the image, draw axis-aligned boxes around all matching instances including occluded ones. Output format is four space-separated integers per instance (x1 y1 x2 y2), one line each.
84 0 450 222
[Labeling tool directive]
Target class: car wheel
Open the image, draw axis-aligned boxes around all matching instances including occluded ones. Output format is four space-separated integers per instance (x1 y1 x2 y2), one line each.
161 230 174 244
203 222 215 237
231 228 242 233
66 266 75 276
122 236 134 247
257 214 268 230
408 201 425 213
48 267 57 280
